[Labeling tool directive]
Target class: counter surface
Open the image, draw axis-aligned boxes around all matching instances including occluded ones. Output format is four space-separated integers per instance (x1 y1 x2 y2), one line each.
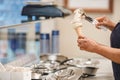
85 73 114 80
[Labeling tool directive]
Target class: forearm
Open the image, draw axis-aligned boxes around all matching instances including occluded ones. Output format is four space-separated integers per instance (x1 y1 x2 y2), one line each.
108 22 116 31
95 45 120 64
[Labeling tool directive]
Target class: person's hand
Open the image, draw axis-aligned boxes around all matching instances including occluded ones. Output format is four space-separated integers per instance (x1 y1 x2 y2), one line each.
95 16 116 31
77 36 99 53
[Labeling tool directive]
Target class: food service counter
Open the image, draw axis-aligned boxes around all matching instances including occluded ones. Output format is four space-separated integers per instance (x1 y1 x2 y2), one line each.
84 73 114 80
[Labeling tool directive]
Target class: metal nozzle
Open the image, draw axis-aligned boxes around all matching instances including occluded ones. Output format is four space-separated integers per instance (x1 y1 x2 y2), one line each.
77 8 94 24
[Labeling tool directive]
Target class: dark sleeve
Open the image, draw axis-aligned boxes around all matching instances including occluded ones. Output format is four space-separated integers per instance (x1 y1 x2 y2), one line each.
110 22 120 48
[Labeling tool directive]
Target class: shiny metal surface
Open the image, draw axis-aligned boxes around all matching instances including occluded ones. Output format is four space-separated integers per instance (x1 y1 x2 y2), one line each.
40 54 68 63
85 73 114 80
30 56 104 80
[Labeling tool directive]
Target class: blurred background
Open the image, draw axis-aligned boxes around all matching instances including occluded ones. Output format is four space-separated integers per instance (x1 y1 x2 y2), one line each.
0 0 119 79
0 0 119 62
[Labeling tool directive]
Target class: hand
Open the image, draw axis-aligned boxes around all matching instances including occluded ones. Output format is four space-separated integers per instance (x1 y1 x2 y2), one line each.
95 16 116 31
77 37 99 53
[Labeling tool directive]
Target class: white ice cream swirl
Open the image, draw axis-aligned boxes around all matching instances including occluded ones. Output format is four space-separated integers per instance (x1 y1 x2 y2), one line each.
71 8 85 28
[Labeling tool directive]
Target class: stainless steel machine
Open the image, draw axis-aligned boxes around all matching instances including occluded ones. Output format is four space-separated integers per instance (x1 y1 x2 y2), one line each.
21 1 72 22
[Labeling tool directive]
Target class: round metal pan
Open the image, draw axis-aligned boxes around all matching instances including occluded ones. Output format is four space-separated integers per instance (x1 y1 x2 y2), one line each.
40 54 68 63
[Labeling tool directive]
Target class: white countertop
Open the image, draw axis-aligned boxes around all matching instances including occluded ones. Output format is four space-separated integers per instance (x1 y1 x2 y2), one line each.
84 73 114 80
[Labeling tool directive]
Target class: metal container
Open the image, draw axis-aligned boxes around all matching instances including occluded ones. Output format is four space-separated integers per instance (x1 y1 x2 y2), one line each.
40 54 68 63
60 58 99 77
83 66 98 76
32 72 42 80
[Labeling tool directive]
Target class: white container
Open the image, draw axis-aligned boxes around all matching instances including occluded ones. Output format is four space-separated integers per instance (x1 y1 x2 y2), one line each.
11 72 31 80
40 33 50 54
0 71 31 80
0 72 10 80
51 30 59 54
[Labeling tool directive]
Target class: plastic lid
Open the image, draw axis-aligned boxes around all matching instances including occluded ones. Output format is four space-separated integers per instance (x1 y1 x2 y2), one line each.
17 33 26 35
40 33 50 39
52 30 59 35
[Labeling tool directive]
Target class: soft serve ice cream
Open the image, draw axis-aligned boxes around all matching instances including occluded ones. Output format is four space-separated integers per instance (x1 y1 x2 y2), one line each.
71 8 85 37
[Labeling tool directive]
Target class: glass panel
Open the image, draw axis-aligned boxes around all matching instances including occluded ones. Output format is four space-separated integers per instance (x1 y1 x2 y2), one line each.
0 21 41 64
0 0 34 27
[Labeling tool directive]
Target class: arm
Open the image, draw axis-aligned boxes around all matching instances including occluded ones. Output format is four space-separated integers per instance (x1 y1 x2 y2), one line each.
95 16 116 31
95 44 120 64
77 38 120 64
77 16 120 63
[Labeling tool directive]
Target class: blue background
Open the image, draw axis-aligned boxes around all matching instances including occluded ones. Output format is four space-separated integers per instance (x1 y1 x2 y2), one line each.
0 0 40 26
